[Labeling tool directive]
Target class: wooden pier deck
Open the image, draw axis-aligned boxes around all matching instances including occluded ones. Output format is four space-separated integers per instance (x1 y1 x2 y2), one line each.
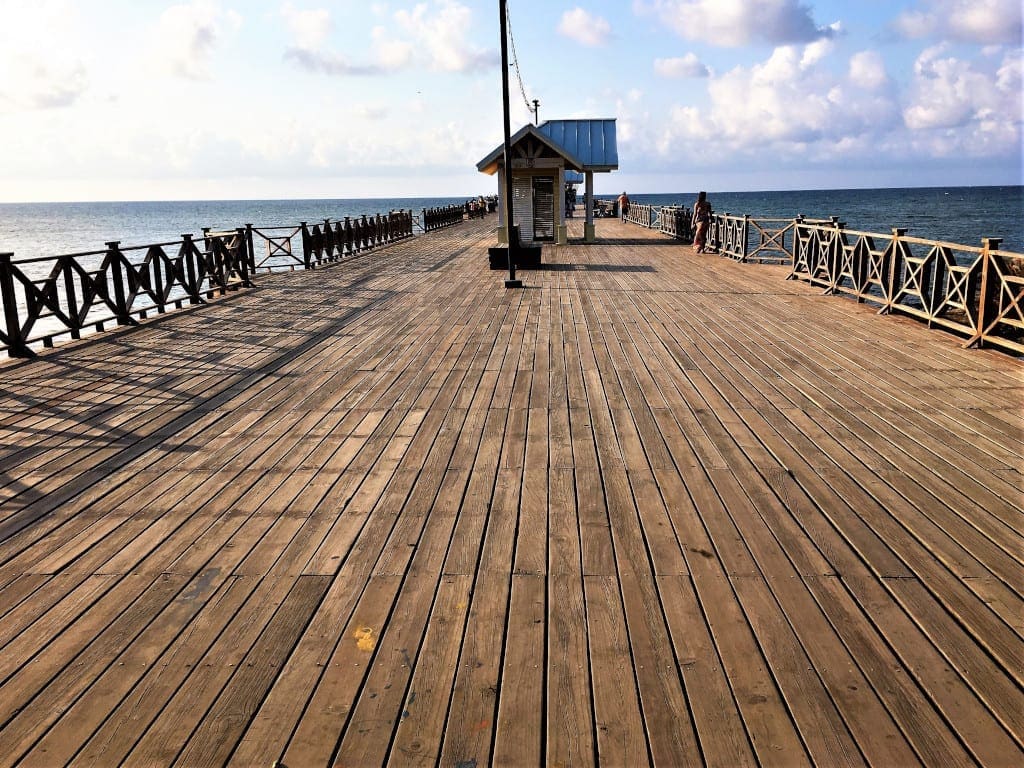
0 215 1021 767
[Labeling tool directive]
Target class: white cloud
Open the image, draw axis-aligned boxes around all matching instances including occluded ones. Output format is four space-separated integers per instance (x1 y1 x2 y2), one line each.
894 0 1023 45
558 8 612 47
654 53 709 78
659 40 902 162
800 32 837 68
392 0 497 72
154 0 242 80
0 56 88 111
284 0 495 76
903 45 1015 132
634 0 838 47
652 36 1020 174
371 26 414 71
354 103 390 120
281 3 390 75
849 50 889 90
281 3 331 51
0 0 89 111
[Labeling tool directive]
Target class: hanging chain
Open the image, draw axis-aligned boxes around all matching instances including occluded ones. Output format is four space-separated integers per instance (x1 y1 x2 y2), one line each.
506 4 535 117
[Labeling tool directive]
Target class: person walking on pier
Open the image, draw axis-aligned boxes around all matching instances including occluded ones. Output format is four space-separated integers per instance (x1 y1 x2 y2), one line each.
692 190 712 253
618 191 630 221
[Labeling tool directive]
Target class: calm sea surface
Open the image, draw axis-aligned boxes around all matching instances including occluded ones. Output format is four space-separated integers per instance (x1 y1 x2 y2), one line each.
630 186 1022 252
0 187 1020 259
0 197 468 261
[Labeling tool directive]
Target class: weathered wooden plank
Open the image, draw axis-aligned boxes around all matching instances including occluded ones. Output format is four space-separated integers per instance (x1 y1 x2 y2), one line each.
438 468 521 768
0 216 1020 768
492 573 546 766
584 573 649 766
175 574 331 767
386 574 473 766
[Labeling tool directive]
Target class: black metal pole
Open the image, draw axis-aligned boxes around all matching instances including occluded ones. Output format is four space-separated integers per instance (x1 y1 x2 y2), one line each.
499 0 521 288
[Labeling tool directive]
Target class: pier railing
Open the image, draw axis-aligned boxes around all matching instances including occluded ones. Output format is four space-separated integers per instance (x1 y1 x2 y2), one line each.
1 206 475 357
708 213 835 264
0 231 251 356
790 222 1024 354
422 205 466 231
621 207 1023 353
620 203 694 240
239 209 416 274
624 203 656 228
658 206 692 240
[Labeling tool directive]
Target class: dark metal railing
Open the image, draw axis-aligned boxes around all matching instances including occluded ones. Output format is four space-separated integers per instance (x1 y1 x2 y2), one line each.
1 205 483 358
235 209 416 274
421 205 466 231
0 230 251 357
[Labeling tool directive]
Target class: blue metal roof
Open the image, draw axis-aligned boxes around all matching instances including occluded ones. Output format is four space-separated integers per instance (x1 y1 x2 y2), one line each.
537 119 618 170
564 171 584 184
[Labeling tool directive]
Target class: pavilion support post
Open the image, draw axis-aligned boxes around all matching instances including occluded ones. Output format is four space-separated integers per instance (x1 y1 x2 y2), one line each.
496 166 508 245
584 171 595 243
556 166 567 245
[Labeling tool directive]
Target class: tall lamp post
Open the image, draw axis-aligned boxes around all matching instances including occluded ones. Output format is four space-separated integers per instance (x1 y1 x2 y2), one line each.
499 0 521 288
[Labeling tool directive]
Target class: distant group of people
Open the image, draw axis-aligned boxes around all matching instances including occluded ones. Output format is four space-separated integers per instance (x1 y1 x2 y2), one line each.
464 195 495 218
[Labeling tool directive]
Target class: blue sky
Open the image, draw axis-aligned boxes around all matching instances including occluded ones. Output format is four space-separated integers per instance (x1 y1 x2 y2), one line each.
0 0 1020 201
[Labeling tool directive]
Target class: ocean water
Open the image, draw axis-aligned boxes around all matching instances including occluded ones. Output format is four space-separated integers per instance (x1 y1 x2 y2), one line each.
0 187 1020 261
624 186 1023 252
0 196 470 261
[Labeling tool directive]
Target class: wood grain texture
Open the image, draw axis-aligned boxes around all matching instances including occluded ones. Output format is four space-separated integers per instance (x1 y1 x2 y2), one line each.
0 214 1020 766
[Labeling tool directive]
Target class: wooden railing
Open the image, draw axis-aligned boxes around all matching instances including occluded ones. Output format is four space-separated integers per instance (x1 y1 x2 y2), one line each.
422 205 466 232
236 210 416 274
1 231 251 357
621 203 693 241
707 214 835 263
1 206 483 357
791 222 1024 354
301 210 415 268
620 208 1023 353
658 206 692 240
624 203 656 228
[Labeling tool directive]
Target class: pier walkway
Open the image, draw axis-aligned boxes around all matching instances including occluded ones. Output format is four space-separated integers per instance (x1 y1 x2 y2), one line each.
0 215 1021 767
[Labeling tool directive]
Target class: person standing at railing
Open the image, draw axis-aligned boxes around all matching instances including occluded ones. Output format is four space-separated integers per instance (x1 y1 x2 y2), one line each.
618 191 630 221
692 191 712 253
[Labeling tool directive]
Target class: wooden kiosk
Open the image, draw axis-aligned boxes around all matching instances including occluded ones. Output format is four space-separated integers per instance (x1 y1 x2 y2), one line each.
476 119 618 245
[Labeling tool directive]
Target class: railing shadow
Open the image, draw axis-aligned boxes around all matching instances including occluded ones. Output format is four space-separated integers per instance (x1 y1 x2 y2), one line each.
0 269 397 548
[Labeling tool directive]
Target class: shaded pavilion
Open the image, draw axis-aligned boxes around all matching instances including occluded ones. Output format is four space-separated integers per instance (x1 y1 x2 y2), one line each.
477 118 618 245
